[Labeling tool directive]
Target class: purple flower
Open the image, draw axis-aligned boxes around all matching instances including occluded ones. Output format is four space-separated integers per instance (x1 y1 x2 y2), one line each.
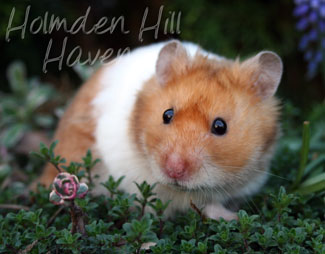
294 0 325 77
311 0 320 8
49 172 88 205
319 20 325 31
304 50 313 60
295 0 308 4
296 18 309 30
299 34 310 50
307 61 318 75
314 50 323 62
319 4 325 17
322 38 325 48
309 11 318 22
308 28 318 40
294 4 309 16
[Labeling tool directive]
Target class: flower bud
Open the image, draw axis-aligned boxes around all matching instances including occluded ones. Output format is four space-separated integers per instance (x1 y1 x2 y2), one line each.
49 172 88 205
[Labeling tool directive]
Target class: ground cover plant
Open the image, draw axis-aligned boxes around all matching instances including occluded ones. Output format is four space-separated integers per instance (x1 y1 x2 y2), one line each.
0 62 324 254
1 0 325 252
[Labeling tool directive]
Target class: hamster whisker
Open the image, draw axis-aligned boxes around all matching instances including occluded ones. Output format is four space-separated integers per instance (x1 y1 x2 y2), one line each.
203 162 245 182
198 164 230 201
202 157 288 181
237 194 262 215
203 164 263 214
246 168 289 180
199 165 217 200
203 154 275 164
212 185 235 202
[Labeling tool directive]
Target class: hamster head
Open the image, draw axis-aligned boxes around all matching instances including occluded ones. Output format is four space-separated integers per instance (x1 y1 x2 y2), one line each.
131 40 283 197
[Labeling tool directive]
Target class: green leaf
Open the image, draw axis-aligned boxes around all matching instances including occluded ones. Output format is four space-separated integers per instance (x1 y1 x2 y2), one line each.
39 142 49 156
7 61 28 95
72 64 96 81
297 173 325 195
292 121 310 189
301 172 325 187
101 175 125 196
30 151 45 161
0 164 11 181
49 140 58 158
0 123 29 148
26 85 54 111
304 155 325 177
34 115 55 128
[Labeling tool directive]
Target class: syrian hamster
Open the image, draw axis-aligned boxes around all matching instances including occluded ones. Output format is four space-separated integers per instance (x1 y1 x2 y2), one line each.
38 40 283 220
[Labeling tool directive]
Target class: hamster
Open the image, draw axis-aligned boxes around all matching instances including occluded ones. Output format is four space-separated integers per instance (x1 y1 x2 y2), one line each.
37 40 283 220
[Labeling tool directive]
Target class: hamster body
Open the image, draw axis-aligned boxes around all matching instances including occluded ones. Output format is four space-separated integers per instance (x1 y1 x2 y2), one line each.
38 40 283 220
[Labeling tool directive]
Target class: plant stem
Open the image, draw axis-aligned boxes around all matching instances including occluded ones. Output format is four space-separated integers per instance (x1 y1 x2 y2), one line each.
0 204 30 210
17 239 39 254
190 199 206 222
51 162 62 173
157 216 164 238
70 200 87 237
292 121 310 190
243 238 249 251
47 206 64 227
141 201 146 217
87 167 93 186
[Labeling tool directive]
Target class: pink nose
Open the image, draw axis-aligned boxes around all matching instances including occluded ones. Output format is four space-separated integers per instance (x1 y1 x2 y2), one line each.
165 154 188 179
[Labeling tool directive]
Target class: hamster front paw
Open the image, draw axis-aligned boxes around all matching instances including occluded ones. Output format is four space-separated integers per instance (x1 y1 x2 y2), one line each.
203 203 238 221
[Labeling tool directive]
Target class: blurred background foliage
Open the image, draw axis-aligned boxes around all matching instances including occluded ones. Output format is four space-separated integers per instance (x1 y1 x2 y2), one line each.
0 0 324 111
0 1 324 193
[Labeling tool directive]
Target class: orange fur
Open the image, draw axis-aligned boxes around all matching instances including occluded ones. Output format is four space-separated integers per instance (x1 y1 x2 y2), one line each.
37 68 105 187
131 54 279 178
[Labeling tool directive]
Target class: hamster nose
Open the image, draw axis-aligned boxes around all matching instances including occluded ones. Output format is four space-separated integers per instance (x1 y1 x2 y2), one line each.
164 154 189 179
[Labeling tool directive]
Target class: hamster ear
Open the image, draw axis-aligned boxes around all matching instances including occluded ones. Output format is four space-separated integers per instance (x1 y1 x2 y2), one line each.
156 40 189 85
242 51 283 99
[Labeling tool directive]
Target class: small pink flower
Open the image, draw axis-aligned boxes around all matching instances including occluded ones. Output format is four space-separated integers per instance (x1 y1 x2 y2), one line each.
49 172 88 205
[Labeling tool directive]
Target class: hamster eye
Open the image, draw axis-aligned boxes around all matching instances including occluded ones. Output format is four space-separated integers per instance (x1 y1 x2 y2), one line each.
211 118 227 135
163 108 174 124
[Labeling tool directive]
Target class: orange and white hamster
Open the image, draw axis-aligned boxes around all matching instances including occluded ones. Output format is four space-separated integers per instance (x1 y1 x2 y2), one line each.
38 40 283 220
